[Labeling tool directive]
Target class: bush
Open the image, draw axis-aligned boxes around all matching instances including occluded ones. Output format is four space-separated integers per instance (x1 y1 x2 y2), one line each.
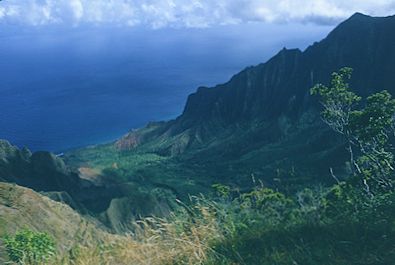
3 228 56 264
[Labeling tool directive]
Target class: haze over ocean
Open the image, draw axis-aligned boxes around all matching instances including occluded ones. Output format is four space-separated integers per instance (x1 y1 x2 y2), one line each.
0 23 331 152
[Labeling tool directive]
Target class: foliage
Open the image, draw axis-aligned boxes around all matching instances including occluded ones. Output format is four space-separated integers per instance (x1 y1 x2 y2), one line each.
3 228 55 264
311 67 361 136
311 67 395 196
350 91 395 194
211 183 231 198
4 182 395 265
207 182 395 265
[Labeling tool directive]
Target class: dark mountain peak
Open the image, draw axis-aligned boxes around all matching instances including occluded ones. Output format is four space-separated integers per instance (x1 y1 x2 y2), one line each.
326 12 373 37
349 12 371 20
346 12 395 21
329 12 395 37
279 47 301 53
271 47 302 64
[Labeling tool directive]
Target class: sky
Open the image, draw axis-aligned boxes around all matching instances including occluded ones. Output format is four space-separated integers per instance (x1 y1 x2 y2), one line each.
0 0 395 29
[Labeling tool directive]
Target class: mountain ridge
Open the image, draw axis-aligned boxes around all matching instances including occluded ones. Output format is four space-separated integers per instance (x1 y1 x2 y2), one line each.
116 12 395 157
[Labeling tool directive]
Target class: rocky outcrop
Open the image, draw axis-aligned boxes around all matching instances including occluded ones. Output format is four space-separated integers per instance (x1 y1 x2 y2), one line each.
115 122 169 150
0 140 81 192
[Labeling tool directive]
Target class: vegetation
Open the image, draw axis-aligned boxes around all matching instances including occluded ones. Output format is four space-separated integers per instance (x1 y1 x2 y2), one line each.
5 183 394 264
311 67 395 195
3 229 55 264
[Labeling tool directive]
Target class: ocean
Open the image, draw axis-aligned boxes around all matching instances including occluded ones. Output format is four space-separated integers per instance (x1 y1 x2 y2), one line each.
0 23 331 152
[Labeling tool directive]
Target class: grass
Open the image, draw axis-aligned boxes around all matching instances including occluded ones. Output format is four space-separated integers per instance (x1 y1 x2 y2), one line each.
2 182 395 265
1 182 225 265
25 197 224 265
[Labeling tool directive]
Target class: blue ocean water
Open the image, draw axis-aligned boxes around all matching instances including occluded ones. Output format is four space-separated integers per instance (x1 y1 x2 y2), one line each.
0 23 331 152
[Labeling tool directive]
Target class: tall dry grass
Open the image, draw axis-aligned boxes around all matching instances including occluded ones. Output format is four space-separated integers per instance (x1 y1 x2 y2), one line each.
54 198 225 265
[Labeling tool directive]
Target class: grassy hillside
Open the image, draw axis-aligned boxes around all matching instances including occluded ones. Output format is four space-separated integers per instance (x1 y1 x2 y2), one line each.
2 180 395 265
0 182 105 263
0 182 225 265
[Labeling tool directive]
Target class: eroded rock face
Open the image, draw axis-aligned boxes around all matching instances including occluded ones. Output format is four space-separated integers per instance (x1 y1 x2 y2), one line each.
181 48 303 127
115 121 169 150
116 130 142 149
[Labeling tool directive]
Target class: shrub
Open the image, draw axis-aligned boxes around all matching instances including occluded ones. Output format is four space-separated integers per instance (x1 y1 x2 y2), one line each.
3 228 56 264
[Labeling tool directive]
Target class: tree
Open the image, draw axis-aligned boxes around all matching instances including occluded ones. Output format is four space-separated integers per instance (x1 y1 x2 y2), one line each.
311 67 395 196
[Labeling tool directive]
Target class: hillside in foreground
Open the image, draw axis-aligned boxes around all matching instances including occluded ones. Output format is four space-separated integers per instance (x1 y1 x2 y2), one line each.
0 182 226 264
1 172 395 264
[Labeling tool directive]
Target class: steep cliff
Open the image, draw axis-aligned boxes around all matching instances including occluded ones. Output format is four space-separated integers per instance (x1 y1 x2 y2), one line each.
107 13 395 190
117 13 395 158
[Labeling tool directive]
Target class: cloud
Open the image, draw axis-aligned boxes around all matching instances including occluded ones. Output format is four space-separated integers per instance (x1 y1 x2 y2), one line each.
0 0 394 28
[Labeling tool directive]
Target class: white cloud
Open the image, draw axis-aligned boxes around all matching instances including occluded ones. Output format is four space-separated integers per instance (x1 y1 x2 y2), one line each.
0 0 394 28
70 0 84 22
